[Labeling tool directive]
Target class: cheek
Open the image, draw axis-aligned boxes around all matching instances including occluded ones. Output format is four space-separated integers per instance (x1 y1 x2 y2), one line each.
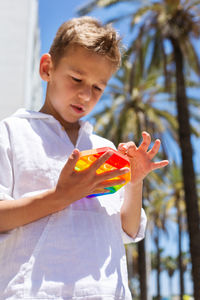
62 80 78 97
48 79 60 97
51 80 74 99
89 93 101 108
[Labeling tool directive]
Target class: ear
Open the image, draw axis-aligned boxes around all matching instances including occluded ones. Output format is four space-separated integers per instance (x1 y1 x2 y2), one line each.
39 53 53 82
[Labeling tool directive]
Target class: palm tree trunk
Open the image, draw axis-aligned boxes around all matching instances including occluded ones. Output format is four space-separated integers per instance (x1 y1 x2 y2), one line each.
138 239 147 300
170 37 200 300
177 197 184 299
169 276 173 299
154 230 161 300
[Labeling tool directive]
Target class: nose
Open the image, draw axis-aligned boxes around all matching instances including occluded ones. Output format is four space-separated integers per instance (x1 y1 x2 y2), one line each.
78 85 92 102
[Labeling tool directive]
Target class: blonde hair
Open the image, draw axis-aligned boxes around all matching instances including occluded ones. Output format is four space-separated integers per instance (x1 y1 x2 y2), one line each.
49 16 122 70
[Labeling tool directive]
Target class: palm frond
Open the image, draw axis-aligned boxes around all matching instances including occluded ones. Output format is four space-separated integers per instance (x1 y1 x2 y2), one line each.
181 38 200 76
77 0 100 16
77 0 138 16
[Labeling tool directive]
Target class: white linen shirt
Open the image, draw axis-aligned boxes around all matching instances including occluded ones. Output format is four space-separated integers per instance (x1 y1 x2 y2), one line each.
0 109 147 300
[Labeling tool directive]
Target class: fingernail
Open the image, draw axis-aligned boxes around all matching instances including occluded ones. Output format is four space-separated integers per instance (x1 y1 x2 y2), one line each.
121 167 130 173
72 149 78 157
122 145 128 150
107 150 113 156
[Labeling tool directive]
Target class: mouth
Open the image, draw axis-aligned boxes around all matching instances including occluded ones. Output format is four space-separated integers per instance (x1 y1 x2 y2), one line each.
70 104 85 114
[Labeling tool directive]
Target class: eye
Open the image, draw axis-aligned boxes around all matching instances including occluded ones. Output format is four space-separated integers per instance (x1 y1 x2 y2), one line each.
72 76 81 83
94 85 102 92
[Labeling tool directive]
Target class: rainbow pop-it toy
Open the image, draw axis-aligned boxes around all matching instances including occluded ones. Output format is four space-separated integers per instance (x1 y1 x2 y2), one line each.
74 147 131 198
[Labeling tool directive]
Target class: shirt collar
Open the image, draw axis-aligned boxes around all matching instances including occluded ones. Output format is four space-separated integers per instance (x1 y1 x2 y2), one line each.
12 108 93 135
12 108 54 120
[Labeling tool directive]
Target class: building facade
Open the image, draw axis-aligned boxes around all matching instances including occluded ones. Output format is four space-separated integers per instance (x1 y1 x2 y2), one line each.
0 0 42 120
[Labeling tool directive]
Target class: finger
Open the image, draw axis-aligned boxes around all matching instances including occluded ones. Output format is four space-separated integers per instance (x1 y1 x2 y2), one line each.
98 177 128 188
89 187 109 195
118 142 137 156
65 149 80 173
118 143 126 154
151 160 169 171
126 142 137 156
97 167 130 182
139 131 151 152
90 150 114 171
147 139 161 160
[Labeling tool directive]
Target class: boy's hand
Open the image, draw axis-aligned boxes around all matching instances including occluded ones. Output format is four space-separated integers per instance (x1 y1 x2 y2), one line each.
118 131 169 185
55 149 130 205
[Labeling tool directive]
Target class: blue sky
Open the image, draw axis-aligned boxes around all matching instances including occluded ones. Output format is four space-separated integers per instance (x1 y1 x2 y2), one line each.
38 0 84 54
38 0 194 297
38 0 136 55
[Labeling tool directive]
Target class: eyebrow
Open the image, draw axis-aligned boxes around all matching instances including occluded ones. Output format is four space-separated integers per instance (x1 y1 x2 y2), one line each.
69 67 107 87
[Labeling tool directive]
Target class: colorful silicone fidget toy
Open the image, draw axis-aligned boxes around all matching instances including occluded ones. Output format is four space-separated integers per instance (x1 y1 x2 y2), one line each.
74 147 131 198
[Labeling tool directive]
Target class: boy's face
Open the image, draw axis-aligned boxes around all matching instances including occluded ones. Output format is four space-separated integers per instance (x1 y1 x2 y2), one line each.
40 45 114 125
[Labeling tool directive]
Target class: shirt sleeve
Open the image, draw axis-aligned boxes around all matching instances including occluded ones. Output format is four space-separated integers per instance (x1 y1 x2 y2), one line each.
119 187 147 244
0 122 14 201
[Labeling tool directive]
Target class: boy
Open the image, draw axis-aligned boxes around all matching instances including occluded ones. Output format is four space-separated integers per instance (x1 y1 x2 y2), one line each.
0 17 168 299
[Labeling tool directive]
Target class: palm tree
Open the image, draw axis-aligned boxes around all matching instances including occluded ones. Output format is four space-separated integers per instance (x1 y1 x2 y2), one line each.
148 187 172 300
125 243 140 298
151 249 165 300
168 163 189 299
78 1 200 298
164 6 200 296
163 255 177 298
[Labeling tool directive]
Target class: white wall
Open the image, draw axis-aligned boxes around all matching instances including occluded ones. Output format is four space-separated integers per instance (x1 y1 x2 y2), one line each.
0 0 42 120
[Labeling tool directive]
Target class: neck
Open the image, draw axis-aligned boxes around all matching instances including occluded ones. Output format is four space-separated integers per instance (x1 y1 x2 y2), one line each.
39 104 80 146
64 126 80 146
61 122 80 131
